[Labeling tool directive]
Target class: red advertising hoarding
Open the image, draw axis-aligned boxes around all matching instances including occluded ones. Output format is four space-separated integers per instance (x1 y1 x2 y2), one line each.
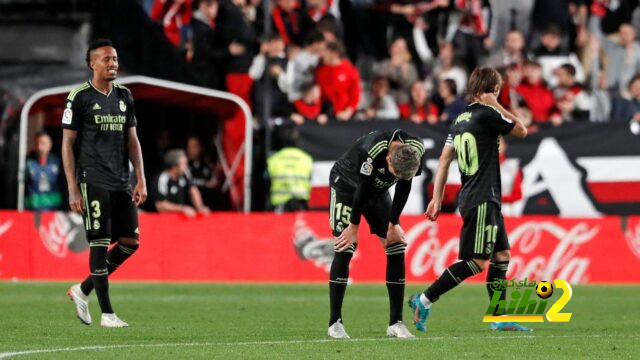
1 211 639 283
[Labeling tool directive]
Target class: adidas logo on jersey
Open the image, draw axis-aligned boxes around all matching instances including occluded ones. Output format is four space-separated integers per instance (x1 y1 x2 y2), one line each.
378 168 385 174
93 103 102 110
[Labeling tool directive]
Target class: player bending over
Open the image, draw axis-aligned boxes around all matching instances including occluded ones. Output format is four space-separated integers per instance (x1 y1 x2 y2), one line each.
409 67 531 332
328 129 425 339
62 39 147 328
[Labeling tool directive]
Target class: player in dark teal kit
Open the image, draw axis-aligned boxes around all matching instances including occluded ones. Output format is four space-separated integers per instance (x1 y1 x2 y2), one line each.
327 129 425 339
62 39 147 328
409 67 531 332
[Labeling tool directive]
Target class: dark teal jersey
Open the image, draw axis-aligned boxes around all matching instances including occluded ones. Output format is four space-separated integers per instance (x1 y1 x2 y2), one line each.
62 81 137 191
446 103 515 212
330 129 425 195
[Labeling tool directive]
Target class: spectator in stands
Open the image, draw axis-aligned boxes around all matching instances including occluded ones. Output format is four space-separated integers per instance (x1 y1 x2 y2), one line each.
373 37 419 104
150 0 193 48
278 31 325 101
25 131 62 211
399 81 439 124
291 83 332 125
589 19 640 97
266 125 313 212
499 137 523 217
186 136 219 207
271 0 314 46
152 149 210 217
515 61 556 123
533 24 585 87
588 36 612 123
486 0 534 52
611 73 640 123
437 78 465 124
450 0 491 71
362 76 400 120
551 63 591 124
484 30 528 71
315 41 361 121
217 0 256 102
250 33 292 118
190 0 237 90
432 42 467 95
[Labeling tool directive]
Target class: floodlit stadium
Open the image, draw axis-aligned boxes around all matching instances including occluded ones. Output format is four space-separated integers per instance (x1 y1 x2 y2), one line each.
0 0 639 358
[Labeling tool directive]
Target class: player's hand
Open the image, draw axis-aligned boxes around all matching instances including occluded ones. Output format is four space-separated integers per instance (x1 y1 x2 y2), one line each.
386 224 406 246
132 181 147 206
198 206 210 216
335 224 358 252
478 92 499 106
181 205 197 218
425 199 441 221
68 186 84 214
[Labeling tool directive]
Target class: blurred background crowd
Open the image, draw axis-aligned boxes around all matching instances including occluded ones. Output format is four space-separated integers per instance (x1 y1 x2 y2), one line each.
3 0 640 213
145 0 640 128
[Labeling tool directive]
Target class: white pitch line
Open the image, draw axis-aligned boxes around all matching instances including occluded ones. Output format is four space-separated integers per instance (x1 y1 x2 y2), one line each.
0 334 631 359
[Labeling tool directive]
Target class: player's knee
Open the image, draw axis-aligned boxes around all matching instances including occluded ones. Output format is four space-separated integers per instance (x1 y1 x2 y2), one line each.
119 237 139 247
492 250 510 262
472 258 490 271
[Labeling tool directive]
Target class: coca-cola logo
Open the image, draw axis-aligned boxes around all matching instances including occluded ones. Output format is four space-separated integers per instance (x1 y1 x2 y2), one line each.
405 220 599 284
624 220 640 260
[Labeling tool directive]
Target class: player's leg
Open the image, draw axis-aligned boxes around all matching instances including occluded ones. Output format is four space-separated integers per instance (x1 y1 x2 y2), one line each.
363 193 413 338
80 191 139 294
488 212 531 331
409 203 489 331
328 187 354 338
69 183 114 324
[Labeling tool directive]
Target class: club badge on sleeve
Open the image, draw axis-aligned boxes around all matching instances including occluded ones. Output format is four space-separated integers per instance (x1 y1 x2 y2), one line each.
62 108 73 124
360 157 373 176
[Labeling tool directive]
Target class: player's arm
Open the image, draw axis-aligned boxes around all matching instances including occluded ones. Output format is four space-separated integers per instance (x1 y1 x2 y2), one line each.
61 129 84 214
480 93 527 138
335 178 369 252
386 179 412 246
127 127 147 206
188 185 210 215
425 144 456 221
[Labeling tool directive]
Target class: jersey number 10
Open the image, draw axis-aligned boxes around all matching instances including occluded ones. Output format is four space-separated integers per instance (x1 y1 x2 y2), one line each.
453 132 478 176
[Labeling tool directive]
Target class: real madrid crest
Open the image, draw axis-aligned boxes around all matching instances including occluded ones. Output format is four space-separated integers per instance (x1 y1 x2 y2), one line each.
119 100 127 112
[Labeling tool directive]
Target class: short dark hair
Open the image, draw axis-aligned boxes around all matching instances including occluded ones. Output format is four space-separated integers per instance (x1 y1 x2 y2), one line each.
86 38 114 69
559 63 576 77
325 41 345 57
442 78 458 96
304 31 325 47
465 67 502 102
628 73 640 89
542 24 562 37
34 130 50 140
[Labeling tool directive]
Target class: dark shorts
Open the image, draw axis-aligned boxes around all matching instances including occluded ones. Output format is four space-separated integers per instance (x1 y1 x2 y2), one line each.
459 202 509 260
329 186 391 239
79 182 139 242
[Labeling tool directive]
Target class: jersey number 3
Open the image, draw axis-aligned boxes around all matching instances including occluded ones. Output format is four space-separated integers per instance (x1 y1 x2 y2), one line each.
453 132 478 176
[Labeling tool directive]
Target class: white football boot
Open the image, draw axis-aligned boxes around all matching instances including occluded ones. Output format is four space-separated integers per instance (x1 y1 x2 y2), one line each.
101 313 129 328
386 321 416 338
328 319 350 339
67 284 91 325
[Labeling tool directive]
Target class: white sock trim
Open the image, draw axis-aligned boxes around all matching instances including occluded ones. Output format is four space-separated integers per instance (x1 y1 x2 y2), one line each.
419 293 432 308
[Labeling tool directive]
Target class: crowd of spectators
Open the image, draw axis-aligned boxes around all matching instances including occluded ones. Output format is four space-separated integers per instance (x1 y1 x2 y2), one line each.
147 0 640 128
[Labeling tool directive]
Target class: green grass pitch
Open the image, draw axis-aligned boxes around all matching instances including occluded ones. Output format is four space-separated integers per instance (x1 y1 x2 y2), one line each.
0 282 638 359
